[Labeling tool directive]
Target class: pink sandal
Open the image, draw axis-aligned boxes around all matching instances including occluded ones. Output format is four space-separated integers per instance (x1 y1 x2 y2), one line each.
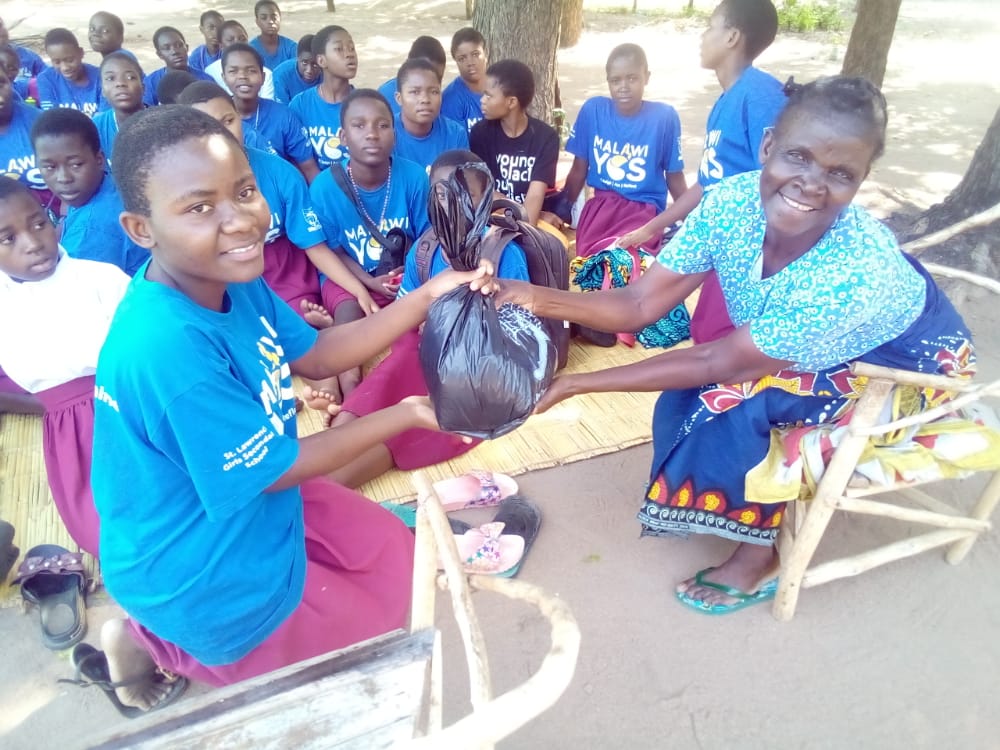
432 470 518 511
448 522 525 576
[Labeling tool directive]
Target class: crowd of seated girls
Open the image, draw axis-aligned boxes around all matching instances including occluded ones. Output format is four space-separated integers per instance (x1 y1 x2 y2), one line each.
0 0 869 711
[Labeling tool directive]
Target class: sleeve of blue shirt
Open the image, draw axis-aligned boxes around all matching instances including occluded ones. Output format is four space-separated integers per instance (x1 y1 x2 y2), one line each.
745 87 787 169
308 169 345 250
404 161 431 237
564 98 593 160
396 244 422 298
274 158 325 249
282 106 315 165
35 70 58 110
662 106 685 174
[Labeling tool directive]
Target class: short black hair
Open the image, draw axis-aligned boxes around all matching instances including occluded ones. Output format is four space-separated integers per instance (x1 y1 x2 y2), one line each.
200 10 224 26
153 26 185 50
0 43 19 66
254 0 280 14
340 88 393 128
719 0 778 60
175 80 232 107
44 28 81 49
778 75 889 160
408 35 446 66
396 57 441 88
112 105 241 216
30 108 101 155
222 42 263 70
297 34 315 56
0 175 37 203
606 43 647 74
430 149 486 173
91 12 124 35
486 59 534 110
450 27 485 57
218 20 248 44
100 50 145 78
157 69 198 104
312 25 348 57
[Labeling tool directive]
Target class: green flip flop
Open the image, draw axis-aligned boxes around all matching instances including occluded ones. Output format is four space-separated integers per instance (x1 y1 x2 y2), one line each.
675 567 779 615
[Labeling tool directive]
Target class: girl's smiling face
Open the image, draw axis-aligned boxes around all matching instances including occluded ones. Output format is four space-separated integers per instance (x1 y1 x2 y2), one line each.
120 134 270 309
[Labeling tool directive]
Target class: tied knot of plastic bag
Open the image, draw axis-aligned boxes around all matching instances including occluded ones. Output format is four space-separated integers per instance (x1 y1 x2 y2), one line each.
420 162 556 439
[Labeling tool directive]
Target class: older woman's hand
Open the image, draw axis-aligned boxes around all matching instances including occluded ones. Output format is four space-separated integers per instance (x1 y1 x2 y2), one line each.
534 374 579 414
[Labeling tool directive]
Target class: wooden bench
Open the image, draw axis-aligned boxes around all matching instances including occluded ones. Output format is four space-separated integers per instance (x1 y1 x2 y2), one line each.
88 472 580 748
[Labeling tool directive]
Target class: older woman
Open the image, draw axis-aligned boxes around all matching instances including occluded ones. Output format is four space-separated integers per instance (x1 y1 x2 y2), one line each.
498 76 974 614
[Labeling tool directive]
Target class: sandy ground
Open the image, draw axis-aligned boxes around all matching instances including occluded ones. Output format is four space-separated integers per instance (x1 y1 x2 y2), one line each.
2 1 1000 748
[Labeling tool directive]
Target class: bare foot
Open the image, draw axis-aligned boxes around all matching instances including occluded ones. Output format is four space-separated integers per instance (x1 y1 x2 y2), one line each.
302 384 341 411
338 367 362 401
301 300 334 329
101 618 178 711
675 543 778 608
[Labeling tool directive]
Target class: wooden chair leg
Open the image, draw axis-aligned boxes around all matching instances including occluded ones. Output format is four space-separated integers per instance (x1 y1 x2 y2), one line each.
773 493 837 621
945 470 1000 564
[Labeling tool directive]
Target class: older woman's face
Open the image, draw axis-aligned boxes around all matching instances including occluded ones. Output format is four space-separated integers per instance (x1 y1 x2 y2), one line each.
758 108 876 243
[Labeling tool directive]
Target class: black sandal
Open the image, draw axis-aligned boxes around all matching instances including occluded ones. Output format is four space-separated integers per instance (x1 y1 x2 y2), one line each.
13 544 86 650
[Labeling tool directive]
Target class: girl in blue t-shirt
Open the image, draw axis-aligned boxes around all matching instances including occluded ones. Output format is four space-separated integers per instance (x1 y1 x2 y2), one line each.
309 88 431 401
88 105 493 708
36 28 104 117
441 27 487 134
91 52 145 163
392 57 469 172
563 43 687 258
0 69 58 210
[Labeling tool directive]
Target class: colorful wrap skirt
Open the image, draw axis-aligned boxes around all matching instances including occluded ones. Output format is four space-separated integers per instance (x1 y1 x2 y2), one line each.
638 257 976 546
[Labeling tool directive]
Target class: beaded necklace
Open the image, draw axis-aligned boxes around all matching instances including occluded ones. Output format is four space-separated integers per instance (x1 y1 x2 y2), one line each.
347 161 393 236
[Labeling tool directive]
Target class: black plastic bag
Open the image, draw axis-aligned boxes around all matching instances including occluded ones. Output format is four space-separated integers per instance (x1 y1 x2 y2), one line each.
420 288 556 439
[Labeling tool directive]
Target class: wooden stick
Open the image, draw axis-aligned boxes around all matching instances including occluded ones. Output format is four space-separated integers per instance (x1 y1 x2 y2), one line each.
947 470 1000 564
410 500 437 633
851 362 982 392
832 495 991 532
902 203 1000 256
408 575 581 749
801 529 972 587
412 472 494 714
851 379 1000 437
893 487 963 516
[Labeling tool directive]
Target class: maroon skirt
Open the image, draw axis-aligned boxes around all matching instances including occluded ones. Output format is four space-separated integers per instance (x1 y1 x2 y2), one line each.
262 235 324 318
35 375 99 556
574 189 662 258
342 330 479 469
689 272 735 344
127 477 414 686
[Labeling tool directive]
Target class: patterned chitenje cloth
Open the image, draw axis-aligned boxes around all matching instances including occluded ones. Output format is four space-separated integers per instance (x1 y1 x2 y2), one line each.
639 261 979 546
571 247 691 349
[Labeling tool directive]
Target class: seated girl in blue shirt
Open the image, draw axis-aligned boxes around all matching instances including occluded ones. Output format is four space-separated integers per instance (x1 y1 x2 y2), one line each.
392 57 469 172
31 108 148 274
90 104 493 708
272 34 320 104
306 150 529 488
91 52 145 163
308 89 431 401
36 28 104 117
222 42 319 184
188 10 224 73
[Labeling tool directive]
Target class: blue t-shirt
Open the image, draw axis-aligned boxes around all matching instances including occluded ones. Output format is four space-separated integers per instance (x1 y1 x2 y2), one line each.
247 146 324 249
61 174 149 275
309 156 430 273
698 66 786 188
440 77 482 134
378 78 400 115
250 35 298 71
242 98 314 166
142 66 214 106
36 64 105 117
92 109 127 166
397 234 529 297
93 273 317 665
15 46 47 82
12 79 29 100
566 97 684 212
188 44 221 73
393 113 469 172
0 102 46 193
289 87 349 169
272 58 319 104
656 170 926 372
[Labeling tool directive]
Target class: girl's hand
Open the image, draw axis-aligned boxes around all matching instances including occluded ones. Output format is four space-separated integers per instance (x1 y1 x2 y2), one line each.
357 289 381 316
534 375 579 414
616 224 654 250
423 259 498 300
372 266 404 297
492 278 537 314
401 395 475 443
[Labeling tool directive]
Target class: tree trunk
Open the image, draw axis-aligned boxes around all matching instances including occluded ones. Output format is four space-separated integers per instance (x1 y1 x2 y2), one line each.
559 0 584 48
465 0 474 20
840 0 902 88
473 0 562 124
325 0 335 11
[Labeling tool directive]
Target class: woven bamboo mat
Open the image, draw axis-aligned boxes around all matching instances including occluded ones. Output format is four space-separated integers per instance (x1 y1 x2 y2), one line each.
0 330 690 605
